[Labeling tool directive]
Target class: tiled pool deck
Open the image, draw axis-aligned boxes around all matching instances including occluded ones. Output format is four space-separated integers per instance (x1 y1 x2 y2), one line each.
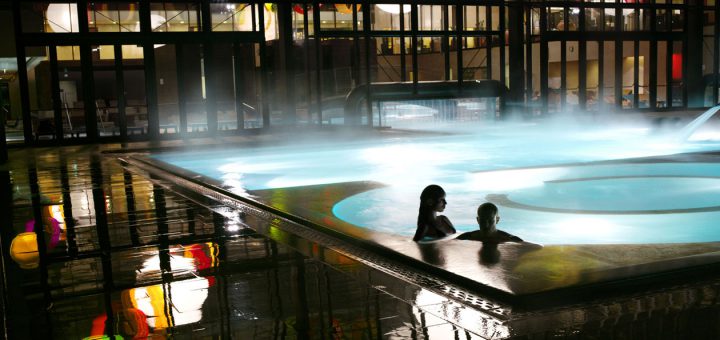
3 132 720 338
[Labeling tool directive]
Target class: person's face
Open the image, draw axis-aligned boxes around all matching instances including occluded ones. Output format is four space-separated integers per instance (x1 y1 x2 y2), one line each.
434 195 447 212
477 213 499 227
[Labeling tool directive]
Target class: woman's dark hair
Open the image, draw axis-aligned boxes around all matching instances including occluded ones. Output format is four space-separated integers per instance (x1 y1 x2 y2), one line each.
477 202 498 230
413 185 446 241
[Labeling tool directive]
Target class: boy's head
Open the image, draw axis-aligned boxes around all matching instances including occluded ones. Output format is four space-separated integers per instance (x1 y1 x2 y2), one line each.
476 202 499 231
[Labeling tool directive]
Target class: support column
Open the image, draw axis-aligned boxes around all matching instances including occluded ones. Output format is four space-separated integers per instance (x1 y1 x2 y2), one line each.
141 1 159 139
277 2 296 125
686 0 704 107
507 2 525 118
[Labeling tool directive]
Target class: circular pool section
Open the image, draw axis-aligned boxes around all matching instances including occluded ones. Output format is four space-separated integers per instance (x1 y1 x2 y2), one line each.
333 163 720 244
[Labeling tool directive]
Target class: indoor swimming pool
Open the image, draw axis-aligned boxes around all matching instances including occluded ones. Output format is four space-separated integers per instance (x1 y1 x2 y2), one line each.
149 117 720 246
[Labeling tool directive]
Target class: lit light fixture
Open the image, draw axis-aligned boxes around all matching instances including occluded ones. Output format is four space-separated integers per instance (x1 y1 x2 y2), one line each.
377 4 411 14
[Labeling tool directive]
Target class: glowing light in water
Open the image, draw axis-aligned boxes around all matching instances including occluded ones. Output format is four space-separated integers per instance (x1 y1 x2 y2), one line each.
469 168 568 191
546 218 624 243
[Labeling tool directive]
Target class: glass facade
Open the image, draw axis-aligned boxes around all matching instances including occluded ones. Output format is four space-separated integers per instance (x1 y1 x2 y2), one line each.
2 1 719 144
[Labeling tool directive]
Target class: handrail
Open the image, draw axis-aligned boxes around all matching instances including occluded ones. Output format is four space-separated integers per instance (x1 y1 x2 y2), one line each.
241 102 256 114
344 80 507 125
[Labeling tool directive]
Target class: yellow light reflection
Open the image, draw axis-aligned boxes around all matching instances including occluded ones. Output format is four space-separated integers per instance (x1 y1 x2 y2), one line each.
127 243 219 330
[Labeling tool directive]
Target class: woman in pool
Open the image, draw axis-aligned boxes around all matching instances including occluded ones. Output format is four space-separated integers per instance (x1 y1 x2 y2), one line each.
413 185 456 241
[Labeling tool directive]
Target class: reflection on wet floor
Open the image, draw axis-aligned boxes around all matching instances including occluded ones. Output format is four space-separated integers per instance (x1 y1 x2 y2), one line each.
1 147 479 339
2 145 720 339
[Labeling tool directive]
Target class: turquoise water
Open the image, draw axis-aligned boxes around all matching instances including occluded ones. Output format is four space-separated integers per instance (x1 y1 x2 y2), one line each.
151 123 720 244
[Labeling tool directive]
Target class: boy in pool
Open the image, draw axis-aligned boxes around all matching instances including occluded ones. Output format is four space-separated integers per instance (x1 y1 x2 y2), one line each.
457 202 523 243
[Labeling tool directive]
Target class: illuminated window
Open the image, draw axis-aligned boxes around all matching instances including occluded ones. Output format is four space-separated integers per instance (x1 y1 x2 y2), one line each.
150 2 201 32
87 2 140 32
20 3 81 33
210 3 255 32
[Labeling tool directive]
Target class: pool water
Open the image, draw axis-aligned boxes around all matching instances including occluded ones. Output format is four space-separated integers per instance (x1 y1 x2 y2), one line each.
151 122 720 245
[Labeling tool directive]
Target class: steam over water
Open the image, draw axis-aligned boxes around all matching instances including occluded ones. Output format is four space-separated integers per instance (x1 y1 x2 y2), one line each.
153 118 720 244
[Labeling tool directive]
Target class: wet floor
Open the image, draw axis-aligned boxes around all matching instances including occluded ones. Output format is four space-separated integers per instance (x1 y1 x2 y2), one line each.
2 143 720 339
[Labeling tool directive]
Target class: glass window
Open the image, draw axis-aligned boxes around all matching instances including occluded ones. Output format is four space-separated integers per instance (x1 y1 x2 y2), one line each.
586 41 599 111
566 41 579 108
372 4 410 31
657 9 668 31
57 46 81 61
319 3 357 31
91 45 119 137
603 41 616 107
462 37 488 80
531 8 541 35
586 8 602 31
568 8 579 31
491 6 501 31
671 10 683 31
24 46 54 140
121 46 148 136
547 7 564 31
210 43 239 131
705 10 716 26
639 41 650 108
318 37 361 124
447 37 459 81
639 9 651 31
548 41 561 113
150 2 201 32
87 2 139 32
416 37 445 81
154 45 180 135
22 3 81 33
238 44 263 128
264 4 279 40
373 37 404 82
57 46 85 138
671 41 684 107
604 8 615 31
291 4 308 39
418 5 444 31
209 3 254 32
448 5 457 31
622 41 634 108
657 41 668 107
622 9 637 31
463 6 487 31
